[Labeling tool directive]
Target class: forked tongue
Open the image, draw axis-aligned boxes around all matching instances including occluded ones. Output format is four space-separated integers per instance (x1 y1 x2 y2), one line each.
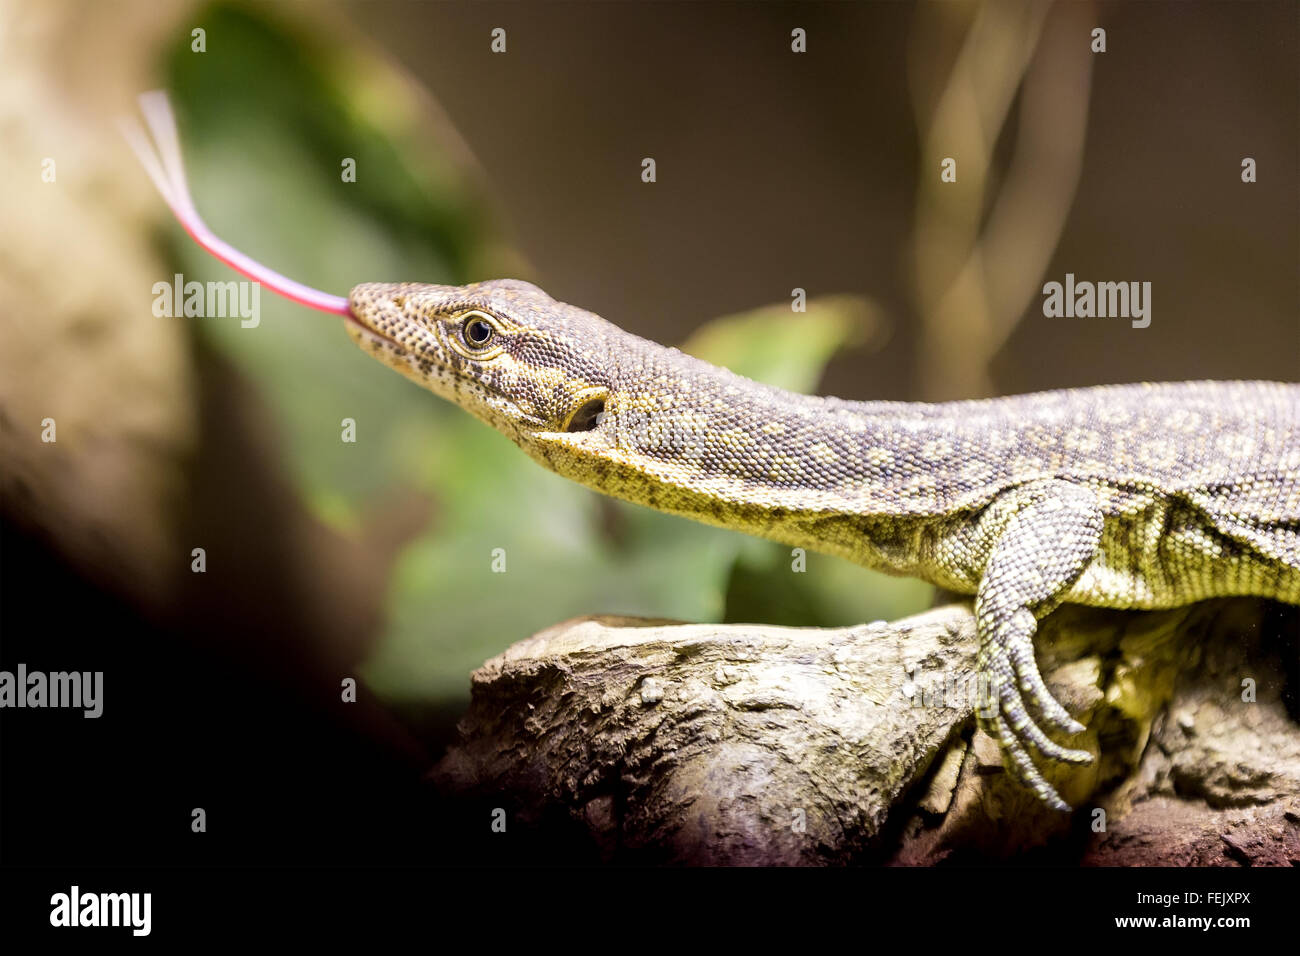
118 90 352 317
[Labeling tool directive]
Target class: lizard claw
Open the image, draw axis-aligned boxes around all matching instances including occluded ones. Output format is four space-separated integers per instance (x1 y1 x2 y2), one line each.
977 633 1093 809
985 700 1072 812
1005 623 1087 737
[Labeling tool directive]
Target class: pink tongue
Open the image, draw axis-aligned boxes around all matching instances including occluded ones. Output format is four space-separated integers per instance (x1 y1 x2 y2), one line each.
120 90 352 318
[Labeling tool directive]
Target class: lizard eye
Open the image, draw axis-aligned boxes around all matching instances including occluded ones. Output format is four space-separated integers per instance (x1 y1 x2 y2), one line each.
461 312 495 348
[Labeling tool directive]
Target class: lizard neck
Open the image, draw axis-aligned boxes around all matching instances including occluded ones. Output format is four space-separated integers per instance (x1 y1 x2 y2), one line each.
515 336 978 572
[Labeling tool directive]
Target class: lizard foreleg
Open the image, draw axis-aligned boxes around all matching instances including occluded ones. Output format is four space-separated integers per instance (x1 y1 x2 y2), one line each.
975 480 1102 809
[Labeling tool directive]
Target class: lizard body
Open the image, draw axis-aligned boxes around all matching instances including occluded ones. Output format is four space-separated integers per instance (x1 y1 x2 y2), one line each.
346 279 1300 809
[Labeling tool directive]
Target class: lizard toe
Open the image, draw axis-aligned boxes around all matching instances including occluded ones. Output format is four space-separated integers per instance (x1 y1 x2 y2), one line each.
988 705 1071 812
978 638 1080 809
1006 613 1087 736
996 676 1088 764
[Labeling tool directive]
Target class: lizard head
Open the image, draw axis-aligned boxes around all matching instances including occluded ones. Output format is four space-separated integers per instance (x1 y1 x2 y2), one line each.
346 279 854 525
346 280 622 446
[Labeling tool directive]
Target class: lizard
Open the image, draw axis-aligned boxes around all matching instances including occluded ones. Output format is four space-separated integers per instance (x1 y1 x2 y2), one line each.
121 91 1300 811
342 280 1300 809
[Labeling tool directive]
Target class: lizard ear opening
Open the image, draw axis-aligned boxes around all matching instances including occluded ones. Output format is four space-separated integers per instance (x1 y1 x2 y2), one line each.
564 395 606 433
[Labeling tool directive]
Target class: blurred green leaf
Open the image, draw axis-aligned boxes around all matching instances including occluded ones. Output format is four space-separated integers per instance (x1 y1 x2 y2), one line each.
723 541 935 629
682 294 875 392
373 417 744 699
163 4 927 708
167 4 489 525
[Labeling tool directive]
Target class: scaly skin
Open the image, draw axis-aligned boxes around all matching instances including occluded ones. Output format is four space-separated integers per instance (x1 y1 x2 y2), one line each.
346 279 1300 809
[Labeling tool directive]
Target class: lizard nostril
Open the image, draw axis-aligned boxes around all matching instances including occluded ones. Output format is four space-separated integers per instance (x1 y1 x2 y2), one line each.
391 295 406 308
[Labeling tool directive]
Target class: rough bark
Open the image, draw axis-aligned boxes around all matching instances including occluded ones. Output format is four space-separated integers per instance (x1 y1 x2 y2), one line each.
431 599 1300 865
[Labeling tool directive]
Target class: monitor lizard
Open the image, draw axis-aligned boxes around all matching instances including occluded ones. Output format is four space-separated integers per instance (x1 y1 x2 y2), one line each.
345 280 1300 810
120 92 1300 810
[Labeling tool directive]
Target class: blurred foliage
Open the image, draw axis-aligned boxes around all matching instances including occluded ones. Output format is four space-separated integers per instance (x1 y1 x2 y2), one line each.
684 296 866 396
162 2 929 703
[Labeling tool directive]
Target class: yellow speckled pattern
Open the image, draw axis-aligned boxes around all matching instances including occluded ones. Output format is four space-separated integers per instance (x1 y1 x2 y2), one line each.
347 279 1300 809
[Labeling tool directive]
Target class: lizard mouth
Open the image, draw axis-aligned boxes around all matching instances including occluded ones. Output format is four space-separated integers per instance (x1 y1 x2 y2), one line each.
345 310 405 351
